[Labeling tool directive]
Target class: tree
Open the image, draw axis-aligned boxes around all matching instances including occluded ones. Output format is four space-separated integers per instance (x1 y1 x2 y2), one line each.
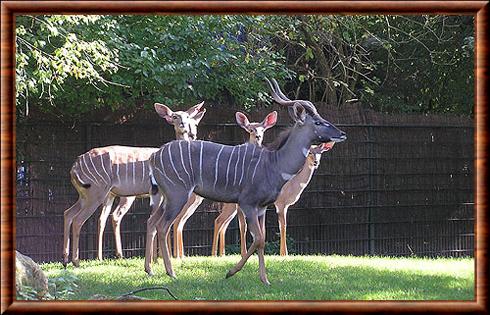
16 15 292 119
16 15 474 119
269 15 474 115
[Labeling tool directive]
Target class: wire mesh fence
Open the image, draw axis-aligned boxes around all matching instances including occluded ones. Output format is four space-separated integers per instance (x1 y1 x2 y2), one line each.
15 104 474 262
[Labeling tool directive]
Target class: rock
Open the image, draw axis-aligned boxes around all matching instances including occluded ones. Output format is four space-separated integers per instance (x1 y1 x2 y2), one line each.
15 251 49 299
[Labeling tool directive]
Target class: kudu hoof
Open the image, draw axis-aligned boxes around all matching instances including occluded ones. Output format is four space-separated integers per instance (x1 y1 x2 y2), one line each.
146 269 154 277
167 272 177 279
261 278 271 286
225 270 236 279
72 260 80 268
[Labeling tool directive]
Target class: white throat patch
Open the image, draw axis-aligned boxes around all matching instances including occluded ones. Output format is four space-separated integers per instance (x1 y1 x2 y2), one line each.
281 172 293 180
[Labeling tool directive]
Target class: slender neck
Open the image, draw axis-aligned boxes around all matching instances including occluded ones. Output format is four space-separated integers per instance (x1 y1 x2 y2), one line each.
175 130 189 141
275 125 312 176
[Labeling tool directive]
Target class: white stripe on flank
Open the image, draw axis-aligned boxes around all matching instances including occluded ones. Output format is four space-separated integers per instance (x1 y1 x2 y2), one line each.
251 148 264 184
245 145 257 178
213 146 225 191
116 163 120 184
168 142 187 187
132 162 136 186
89 154 107 185
187 141 194 181
141 161 146 184
159 149 175 185
125 163 128 185
224 146 236 190
82 154 99 185
233 145 241 186
199 142 203 186
238 144 248 186
179 141 191 185
73 167 88 187
100 155 110 183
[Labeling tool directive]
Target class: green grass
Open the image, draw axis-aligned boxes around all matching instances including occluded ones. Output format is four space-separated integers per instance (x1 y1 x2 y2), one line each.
41 255 474 300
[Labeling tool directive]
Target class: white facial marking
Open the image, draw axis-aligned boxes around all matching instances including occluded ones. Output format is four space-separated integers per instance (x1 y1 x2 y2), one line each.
281 172 293 181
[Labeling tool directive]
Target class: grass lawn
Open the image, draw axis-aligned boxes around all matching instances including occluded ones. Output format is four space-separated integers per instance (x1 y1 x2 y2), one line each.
41 255 474 300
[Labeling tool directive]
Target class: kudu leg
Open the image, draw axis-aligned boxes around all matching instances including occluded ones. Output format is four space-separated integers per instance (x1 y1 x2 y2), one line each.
219 212 236 256
145 207 163 275
111 196 136 259
226 209 270 285
63 199 82 267
97 194 115 260
276 205 289 256
212 203 237 257
71 195 107 267
172 215 183 258
146 193 163 266
237 209 248 257
257 213 269 285
160 196 191 278
173 194 204 259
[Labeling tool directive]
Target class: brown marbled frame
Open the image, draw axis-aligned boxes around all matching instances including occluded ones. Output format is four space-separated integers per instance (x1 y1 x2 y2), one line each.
1 1 487 314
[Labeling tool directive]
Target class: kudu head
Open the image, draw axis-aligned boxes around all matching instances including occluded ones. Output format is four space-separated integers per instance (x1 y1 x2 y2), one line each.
308 142 335 168
265 78 346 145
235 111 278 146
154 102 207 141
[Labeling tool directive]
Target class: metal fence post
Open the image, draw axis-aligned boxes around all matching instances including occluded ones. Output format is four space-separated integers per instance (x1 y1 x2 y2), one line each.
367 125 375 255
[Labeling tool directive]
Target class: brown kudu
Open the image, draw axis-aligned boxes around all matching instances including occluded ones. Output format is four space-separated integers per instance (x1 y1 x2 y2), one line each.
62 102 206 267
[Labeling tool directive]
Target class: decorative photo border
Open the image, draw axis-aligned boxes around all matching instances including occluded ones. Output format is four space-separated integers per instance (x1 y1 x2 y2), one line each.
1 1 487 313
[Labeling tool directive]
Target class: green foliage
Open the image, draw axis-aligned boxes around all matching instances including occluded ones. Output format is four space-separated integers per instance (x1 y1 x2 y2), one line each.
16 15 291 119
269 15 474 115
16 15 473 119
359 16 474 115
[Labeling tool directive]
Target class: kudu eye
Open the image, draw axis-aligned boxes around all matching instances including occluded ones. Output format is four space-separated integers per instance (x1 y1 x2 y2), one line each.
315 121 322 126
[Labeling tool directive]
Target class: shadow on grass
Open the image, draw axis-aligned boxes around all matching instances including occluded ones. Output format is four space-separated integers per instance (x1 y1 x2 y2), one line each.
46 256 474 301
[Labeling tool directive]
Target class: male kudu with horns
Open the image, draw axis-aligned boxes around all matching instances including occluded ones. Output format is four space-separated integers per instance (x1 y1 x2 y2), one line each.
146 79 346 284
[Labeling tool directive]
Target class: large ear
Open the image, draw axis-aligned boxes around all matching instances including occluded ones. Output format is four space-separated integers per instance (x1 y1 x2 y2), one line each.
235 112 250 130
187 101 205 117
291 103 306 124
261 111 277 130
192 108 206 124
154 103 174 124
